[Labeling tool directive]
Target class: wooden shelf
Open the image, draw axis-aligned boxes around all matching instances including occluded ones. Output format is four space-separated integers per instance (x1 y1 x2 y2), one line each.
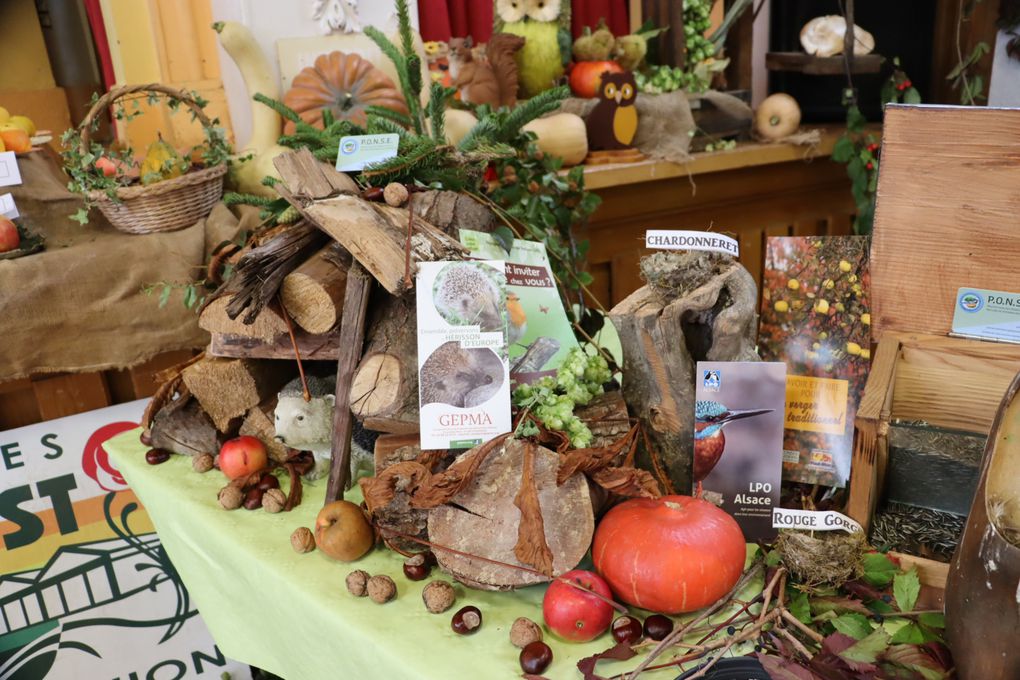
765 52 884 75
579 124 851 191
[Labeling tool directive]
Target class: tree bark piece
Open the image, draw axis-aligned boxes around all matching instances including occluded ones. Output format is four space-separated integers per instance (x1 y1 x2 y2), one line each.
272 147 359 199
326 262 374 503
350 294 419 434
577 390 632 449
410 190 501 237
181 356 293 432
199 297 288 341
609 257 759 493
240 399 291 463
208 330 341 360
280 243 351 334
427 438 594 590
150 395 224 456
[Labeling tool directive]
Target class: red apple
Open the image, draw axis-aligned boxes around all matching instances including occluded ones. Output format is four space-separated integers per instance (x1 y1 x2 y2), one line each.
542 569 615 642
0 217 19 253
218 436 268 480
95 156 118 177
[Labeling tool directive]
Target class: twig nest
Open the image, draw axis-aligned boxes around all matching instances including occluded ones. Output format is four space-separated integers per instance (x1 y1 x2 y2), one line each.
383 182 409 207
776 529 867 587
346 569 370 596
291 527 316 553
510 617 543 648
422 580 457 613
192 453 214 473
262 488 286 513
218 485 243 510
640 251 734 301
367 574 397 604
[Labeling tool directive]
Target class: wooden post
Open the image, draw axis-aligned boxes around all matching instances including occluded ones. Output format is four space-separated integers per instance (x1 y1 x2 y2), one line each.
325 262 374 503
641 0 685 68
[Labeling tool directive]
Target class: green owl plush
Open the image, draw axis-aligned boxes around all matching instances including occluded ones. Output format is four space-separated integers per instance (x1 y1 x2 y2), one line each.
494 0 571 98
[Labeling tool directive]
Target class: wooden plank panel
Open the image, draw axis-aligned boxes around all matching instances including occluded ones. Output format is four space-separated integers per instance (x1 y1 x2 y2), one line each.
0 382 41 430
129 350 197 398
871 106 1020 339
31 373 111 421
738 227 763 288
793 219 825 236
827 213 853 236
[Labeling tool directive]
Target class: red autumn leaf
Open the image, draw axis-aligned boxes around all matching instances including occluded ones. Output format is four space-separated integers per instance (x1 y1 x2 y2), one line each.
577 641 637 680
842 579 886 602
757 653 823 680
812 596 874 616
884 644 950 677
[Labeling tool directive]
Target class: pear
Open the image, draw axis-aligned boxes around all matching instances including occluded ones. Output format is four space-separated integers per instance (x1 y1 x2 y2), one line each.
140 134 189 185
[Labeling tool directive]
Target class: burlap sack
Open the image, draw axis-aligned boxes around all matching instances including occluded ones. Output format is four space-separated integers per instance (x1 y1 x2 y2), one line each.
0 153 240 380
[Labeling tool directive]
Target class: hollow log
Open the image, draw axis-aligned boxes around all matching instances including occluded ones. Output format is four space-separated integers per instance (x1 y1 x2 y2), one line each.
410 190 501 237
609 254 759 493
349 293 419 434
150 395 224 456
181 357 293 432
280 243 351 334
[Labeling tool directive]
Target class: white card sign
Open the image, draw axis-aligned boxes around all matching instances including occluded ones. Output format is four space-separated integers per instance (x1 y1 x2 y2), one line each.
0 152 23 188
0 193 18 218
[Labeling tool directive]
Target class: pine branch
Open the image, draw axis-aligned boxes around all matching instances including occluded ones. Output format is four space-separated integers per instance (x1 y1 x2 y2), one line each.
365 105 413 128
367 116 410 137
498 86 568 142
457 117 500 152
224 192 275 207
428 83 456 143
313 146 340 162
364 25 423 134
253 92 302 125
395 0 416 66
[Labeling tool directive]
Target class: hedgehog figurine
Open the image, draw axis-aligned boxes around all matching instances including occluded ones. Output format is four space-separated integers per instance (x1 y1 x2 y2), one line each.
432 262 505 333
274 375 376 483
420 342 505 408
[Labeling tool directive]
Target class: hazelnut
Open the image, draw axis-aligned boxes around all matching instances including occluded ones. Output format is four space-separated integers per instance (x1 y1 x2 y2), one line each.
145 448 171 465
451 605 482 635
262 488 286 513
519 641 553 674
218 485 243 510
291 527 315 553
243 486 264 510
510 617 543 648
422 580 456 614
402 553 430 581
383 182 409 207
346 569 370 597
367 575 397 604
192 453 214 473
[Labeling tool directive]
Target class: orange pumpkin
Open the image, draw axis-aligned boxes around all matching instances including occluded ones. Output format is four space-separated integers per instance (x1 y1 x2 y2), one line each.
283 51 409 133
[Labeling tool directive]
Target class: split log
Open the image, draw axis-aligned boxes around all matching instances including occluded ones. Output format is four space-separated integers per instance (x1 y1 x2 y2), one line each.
428 438 594 590
325 262 374 502
150 395 224 456
199 297 288 341
410 190 501 237
280 243 351 334
349 294 419 434
181 357 293 432
577 390 631 449
609 253 759 493
240 399 291 463
271 146 359 199
208 330 341 360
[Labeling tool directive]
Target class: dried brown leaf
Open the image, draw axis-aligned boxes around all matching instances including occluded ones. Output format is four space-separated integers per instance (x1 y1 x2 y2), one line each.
409 433 510 509
577 641 638 680
757 653 822 680
590 466 662 498
513 442 554 576
359 461 431 514
556 426 637 485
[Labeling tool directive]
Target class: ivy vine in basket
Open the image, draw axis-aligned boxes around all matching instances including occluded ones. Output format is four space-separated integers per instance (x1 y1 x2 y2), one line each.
60 89 233 225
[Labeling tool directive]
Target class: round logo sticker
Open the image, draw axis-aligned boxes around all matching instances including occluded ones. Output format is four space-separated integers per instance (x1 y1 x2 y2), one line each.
341 139 358 155
959 291 983 312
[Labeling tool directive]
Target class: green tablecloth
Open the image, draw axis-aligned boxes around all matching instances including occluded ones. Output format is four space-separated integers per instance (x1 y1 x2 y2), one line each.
107 429 758 680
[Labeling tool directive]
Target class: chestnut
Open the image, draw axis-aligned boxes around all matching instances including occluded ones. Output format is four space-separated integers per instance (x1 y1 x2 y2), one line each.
519 641 553 675
139 430 153 446
243 486 264 510
361 186 384 201
257 473 280 491
611 615 643 644
643 614 674 641
145 448 171 465
403 553 430 581
450 605 481 635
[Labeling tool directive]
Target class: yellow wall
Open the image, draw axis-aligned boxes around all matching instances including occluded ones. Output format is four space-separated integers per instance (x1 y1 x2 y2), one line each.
0 0 56 90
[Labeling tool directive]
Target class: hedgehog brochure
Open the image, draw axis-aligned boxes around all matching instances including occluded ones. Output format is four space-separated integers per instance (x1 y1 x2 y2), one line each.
416 260 512 449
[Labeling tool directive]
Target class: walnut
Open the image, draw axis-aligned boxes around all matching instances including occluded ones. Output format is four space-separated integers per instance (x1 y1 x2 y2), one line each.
510 617 543 648
346 569 370 597
262 488 286 513
218 485 243 510
291 527 315 553
383 182 409 207
422 580 456 614
192 453 214 473
367 574 397 604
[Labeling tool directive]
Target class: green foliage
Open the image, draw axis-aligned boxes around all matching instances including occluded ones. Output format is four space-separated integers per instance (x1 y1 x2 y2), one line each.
892 568 920 613
839 629 891 665
862 551 899 587
832 613 874 640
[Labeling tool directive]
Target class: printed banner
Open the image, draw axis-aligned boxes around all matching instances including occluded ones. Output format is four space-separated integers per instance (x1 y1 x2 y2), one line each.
645 230 739 257
772 508 863 534
0 401 250 680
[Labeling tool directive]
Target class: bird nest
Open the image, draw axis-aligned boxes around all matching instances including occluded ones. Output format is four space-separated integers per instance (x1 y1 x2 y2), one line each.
640 251 735 300
776 529 867 588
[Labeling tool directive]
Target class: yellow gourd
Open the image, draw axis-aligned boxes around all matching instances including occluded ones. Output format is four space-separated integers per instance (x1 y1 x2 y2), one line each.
522 113 589 166
140 134 188 185
213 21 290 198
755 93 801 141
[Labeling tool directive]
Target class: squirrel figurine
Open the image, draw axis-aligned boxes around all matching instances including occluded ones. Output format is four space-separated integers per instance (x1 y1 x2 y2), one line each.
448 33 525 108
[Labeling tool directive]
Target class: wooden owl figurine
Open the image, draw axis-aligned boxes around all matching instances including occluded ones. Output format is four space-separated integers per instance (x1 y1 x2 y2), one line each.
586 71 638 151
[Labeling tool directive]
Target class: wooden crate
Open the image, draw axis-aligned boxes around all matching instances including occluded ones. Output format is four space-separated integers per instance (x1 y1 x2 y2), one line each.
847 105 1020 590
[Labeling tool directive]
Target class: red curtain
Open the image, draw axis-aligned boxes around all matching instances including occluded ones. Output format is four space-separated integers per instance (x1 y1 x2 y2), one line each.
417 0 629 43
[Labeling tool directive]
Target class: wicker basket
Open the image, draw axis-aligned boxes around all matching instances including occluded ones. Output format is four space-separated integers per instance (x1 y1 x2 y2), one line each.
79 84 227 235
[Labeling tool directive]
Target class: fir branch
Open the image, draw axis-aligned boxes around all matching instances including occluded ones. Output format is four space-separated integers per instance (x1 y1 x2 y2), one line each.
365 105 413 128
364 25 421 133
313 146 340 162
367 116 410 137
457 117 500 152
395 0 416 67
224 192 275 207
428 83 456 143
322 108 335 129
498 86 568 142
253 93 302 125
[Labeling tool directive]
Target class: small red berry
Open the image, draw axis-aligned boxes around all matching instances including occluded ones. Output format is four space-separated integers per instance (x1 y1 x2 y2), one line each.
866 162 874 170
903 80 912 88
867 143 879 152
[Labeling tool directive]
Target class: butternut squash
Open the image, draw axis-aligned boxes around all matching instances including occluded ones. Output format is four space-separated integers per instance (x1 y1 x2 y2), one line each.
442 109 478 146
214 21 289 197
522 113 588 166
755 93 801 141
